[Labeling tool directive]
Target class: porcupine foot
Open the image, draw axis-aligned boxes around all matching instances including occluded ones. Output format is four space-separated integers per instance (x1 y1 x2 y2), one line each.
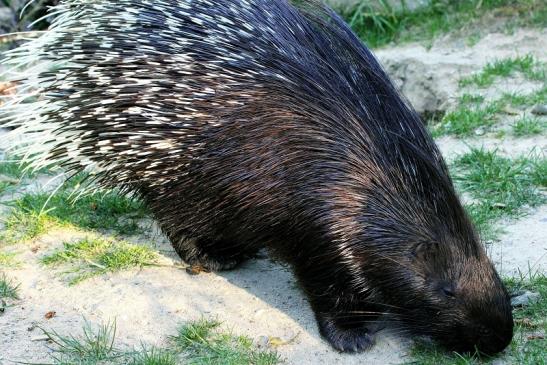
316 312 376 352
173 236 250 271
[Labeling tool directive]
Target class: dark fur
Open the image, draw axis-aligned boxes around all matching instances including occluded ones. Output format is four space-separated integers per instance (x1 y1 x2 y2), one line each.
15 0 513 354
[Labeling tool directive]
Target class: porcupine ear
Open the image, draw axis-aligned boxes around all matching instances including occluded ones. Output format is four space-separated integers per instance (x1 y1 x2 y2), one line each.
412 241 440 261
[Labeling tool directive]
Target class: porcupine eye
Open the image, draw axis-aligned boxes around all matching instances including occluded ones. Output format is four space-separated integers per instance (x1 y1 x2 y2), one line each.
439 283 456 299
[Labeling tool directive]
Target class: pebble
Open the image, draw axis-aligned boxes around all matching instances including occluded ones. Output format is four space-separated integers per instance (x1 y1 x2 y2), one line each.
510 290 540 307
474 127 485 136
531 104 547 115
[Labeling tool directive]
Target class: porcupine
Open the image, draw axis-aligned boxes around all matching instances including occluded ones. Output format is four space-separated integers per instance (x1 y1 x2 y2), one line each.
0 0 513 354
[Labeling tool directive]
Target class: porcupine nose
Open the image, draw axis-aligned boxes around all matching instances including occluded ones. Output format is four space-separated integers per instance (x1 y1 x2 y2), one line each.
474 322 513 355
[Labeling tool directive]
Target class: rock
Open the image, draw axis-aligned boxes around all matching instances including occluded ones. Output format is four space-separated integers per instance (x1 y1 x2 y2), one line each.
531 104 547 115
474 127 485 136
375 46 471 116
256 335 270 349
491 202 506 209
375 30 547 116
511 290 541 307
30 335 50 342
501 106 520 115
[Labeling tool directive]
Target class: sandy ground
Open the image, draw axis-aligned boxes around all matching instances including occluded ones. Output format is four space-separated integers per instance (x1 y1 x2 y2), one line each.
375 28 547 115
1 29 546 365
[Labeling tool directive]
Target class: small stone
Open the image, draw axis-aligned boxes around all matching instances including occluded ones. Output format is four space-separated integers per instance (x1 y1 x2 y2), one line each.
531 104 547 115
31 335 50 342
491 203 506 209
474 127 485 136
254 309 267 317
510 291 540 307
501 106 520 115
256 335 269 348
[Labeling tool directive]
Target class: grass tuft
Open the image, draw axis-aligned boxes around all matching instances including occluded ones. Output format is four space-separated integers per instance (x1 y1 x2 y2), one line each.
172 319 281 365
41 319 280 365
458 93 486 105
42 321 120 364
459 55 545 88
0 251 19 267
41 237 158 285
0 157 33 179
0 157 30 194
0 188 148 245
430 102 501 137
128 347 177 365
512 116 546 136
451 149 546 240
406 340 483 365
342 0 547 48
0 273 19 300
0 210 64 245
500 86 547 108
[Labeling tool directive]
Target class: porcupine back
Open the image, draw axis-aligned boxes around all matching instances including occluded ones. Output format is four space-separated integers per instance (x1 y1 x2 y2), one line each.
0 0 457 259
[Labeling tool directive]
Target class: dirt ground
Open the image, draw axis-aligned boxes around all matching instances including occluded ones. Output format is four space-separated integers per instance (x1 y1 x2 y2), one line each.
1 29 546 365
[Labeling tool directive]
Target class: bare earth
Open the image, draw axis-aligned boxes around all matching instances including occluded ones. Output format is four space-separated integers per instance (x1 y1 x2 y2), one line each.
1 29 546 365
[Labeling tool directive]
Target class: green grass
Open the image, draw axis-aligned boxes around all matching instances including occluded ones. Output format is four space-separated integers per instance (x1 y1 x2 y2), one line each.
44 321 177 365
1 188 148 244
0 209 64 244
500 86 547 107
0 158 30 179
341 0 546 48
41 237 158 285
41 319 280 365
0 251 19 267
0 273 19 300
512 116 546 136
458 93 486 105
505 273 547 365
451 149 546 240
407 273 547 365
0 155 52 179
42 321 121 364
431 83 547 137
172 319 281 365
430 102 501 137
0 157 30 194
459 55 545 88
129 347 178 365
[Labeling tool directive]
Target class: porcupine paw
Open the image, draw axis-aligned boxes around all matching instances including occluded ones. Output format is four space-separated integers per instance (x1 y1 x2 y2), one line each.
317 314 375 352
186 251 241 271
173 237 244 271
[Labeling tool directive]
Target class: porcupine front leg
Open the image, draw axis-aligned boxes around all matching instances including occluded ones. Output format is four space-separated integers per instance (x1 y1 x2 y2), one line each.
315 306 378 352
314 296 379 352
172 236 249 271
297 267 381 352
